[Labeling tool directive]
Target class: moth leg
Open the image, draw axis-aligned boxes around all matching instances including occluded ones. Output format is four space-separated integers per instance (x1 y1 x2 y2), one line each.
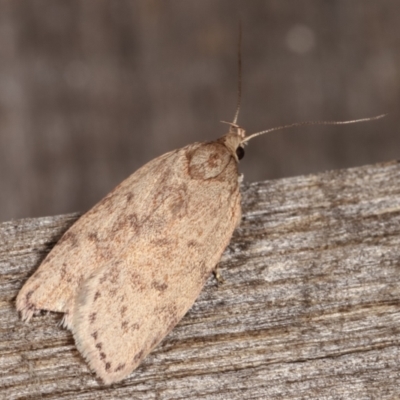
213 264 225 285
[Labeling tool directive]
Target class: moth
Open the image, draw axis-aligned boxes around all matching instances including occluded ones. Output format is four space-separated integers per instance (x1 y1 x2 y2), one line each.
16 31 385 384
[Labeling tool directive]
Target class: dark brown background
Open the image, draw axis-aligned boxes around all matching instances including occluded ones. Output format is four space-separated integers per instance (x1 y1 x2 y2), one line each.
1 0 399 221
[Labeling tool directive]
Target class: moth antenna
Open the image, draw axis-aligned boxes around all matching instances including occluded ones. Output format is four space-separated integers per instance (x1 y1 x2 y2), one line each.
242 114 388 144
232 20 242 126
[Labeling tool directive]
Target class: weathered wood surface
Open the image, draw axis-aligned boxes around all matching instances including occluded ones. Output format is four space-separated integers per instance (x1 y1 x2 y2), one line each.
1 160 400 399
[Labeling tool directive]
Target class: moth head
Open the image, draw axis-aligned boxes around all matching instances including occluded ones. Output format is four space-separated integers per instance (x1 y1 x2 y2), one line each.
219 122 246 162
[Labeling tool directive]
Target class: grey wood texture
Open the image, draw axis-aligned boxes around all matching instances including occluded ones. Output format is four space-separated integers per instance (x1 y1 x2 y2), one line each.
1 160 400 399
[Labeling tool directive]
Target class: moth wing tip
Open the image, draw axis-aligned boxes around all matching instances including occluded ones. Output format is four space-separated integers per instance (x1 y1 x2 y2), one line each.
17 307 35 323
72 319 140 384
73 339 135 385
15 291 35 322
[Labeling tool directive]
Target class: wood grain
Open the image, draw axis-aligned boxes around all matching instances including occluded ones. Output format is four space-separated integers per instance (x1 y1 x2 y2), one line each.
1 160 400 399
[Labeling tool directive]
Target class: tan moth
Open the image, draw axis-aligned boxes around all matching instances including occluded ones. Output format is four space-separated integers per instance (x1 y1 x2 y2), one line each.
16 29 385 384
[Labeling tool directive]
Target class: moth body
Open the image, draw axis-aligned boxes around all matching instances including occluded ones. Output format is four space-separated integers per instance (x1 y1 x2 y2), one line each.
17 128 246 384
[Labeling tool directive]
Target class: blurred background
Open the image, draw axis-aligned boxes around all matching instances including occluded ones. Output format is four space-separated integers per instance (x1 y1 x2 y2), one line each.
1 0 399 221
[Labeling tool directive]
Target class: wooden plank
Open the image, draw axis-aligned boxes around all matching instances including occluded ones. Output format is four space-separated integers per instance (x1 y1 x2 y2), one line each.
1 160 400 399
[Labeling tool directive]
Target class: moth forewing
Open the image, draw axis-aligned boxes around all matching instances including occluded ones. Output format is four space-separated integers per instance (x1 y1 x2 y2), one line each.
17 132 243 384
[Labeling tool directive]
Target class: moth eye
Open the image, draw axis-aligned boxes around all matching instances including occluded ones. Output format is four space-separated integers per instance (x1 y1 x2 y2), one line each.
236 146 245 160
